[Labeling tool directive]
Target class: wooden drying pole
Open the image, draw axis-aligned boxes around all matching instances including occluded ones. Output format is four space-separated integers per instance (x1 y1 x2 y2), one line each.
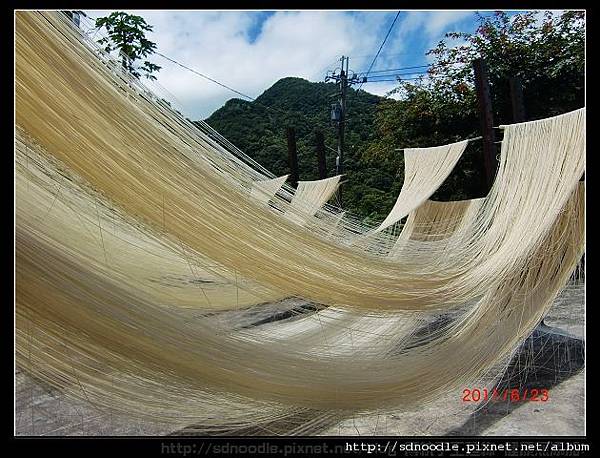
509 76 526 123
315 130 327 180
473 58 497 194
286 126 299 188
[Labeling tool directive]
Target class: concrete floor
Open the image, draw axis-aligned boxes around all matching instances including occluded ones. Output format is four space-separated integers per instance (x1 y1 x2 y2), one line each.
15 282 585 436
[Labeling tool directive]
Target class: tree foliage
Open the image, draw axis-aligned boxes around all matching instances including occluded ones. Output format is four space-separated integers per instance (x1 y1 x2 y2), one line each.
95 12 162 80
366 10 585 204
203 11 584 221
423 10 585 123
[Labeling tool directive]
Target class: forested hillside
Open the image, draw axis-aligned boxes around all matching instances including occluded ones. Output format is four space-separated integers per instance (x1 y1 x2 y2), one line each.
204 77 400 221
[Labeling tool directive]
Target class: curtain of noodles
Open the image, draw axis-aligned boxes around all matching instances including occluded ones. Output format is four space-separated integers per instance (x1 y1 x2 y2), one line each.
373 140 469 234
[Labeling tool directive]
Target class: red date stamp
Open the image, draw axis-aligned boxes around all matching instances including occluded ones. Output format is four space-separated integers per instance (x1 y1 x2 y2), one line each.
462 388 549 402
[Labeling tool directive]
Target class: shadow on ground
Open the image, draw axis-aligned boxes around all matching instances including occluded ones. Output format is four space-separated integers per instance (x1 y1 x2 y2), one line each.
172 320 584 436
445 323 585 436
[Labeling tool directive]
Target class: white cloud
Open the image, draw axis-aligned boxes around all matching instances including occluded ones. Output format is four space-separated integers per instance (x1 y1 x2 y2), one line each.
83 10 477 119
424 11 474 37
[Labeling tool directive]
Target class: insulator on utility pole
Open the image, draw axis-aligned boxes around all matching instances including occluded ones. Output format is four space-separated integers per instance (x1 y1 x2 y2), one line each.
331 103 341 122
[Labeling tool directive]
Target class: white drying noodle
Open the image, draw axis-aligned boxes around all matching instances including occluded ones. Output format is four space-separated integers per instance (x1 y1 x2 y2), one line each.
15 12 585 432
372 140 469 234
250 174 289 204
285 176 342 226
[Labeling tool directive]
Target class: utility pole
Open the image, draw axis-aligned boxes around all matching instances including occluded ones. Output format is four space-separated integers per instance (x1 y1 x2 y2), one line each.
325 56 361 204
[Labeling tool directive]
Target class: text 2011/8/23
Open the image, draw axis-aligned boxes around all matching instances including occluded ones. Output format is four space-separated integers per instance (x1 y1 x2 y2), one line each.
462 388 549 402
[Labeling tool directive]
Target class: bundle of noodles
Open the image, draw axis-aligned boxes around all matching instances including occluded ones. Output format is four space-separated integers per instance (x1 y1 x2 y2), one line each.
15 11 584 433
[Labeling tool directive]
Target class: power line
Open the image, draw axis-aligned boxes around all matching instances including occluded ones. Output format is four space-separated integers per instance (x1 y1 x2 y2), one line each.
153 51 438 160
361 79 400 83
357 61 467 78
362 72 454 83
93 16 399 120
366 70 429 79
357 11 401 92
155 51 353 158
154 54 419 159
155 52 256 102
315 57 344 78
347 50 409 60
155 52 325 123
357 64 430 75
84 16 362 173
85 16 261 106
360 75 428 83
361 76 431 83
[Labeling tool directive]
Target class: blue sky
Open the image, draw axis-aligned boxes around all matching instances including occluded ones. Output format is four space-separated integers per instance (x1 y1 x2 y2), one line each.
83 10 506 119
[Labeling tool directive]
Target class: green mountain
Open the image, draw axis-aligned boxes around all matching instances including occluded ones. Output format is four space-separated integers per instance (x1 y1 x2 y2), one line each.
203 77 402 222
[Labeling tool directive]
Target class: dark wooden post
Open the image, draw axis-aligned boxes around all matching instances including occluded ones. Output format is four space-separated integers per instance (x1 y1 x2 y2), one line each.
315 130 327 180
473 59 497 193
509 77 526 123
286 126 299 188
